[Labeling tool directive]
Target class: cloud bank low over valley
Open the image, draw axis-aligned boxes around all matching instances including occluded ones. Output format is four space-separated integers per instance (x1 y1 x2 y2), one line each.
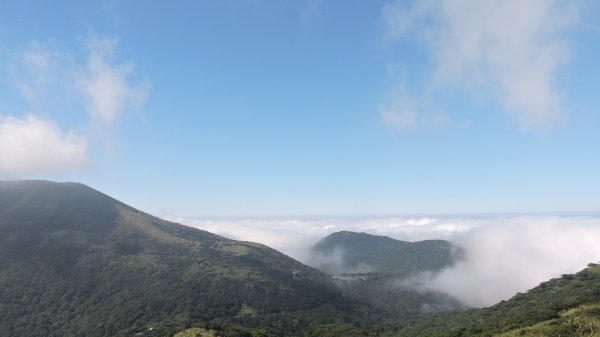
171 214 600 307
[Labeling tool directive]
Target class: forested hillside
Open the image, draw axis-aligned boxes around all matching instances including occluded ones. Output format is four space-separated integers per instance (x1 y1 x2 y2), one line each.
0 181 370 337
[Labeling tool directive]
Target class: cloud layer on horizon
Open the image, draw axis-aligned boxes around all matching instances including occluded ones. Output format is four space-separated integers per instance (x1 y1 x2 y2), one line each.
173 214 600 307
168 216 477 262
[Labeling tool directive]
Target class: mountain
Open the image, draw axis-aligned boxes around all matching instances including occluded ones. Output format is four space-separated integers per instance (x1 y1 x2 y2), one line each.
309 231 462 275
0 181 365 337
308 231 466 317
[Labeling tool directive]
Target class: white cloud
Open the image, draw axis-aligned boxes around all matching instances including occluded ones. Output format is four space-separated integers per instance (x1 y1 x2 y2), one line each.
78 35 149 123
422 216 600 307
167 217 340 262
172 214 600 308
3 35 148 175
0 115 87 175
12 36 149 125
380 86 420 129
168 216 477 262
13 43 75 108
382 0 433 41
382 0 578 130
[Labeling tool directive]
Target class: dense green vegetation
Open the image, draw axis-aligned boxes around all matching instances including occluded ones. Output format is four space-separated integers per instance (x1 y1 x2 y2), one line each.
172 322 272 337
496 303 600 337
332 272 465 316
310 230 461 275
0 181 370 337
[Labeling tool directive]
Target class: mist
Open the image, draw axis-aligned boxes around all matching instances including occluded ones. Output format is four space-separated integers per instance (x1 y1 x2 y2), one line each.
421 216 600 307
171 214 600 308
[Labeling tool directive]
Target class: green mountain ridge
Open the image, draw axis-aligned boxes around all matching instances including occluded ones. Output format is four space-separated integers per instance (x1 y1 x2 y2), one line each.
308 230 467 318
310 230 461 275
0 181 367 337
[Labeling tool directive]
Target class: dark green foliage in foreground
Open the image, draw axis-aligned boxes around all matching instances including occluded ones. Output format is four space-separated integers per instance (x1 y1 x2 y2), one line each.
495 303 600 337
171 321 275 337
307 323 378 337
310 230 461 275
0 181 369 337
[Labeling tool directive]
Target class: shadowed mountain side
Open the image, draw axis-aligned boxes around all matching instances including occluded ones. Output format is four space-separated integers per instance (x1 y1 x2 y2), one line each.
0 181 368 337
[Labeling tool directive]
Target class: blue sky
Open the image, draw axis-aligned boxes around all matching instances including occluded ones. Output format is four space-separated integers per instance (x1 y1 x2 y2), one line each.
1 0 599 217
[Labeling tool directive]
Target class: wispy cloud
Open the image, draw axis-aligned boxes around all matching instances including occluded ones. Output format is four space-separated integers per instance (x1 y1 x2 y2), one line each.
380 81 450 129
13 35 148 125
301 0 323 25
2 34 148 176
78 35 149 123
12 42 75 110
0 115 87 175
382 0 578 131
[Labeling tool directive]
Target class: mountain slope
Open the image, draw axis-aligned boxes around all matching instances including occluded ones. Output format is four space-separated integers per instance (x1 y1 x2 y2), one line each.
386 262 600 336
0 181 363 337
310 231 461 275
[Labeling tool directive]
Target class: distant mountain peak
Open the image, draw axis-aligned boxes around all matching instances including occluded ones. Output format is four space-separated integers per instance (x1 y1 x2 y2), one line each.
309 230 461 275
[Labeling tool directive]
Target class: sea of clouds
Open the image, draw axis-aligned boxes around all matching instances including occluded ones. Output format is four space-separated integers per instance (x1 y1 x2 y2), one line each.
166 214 600 307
